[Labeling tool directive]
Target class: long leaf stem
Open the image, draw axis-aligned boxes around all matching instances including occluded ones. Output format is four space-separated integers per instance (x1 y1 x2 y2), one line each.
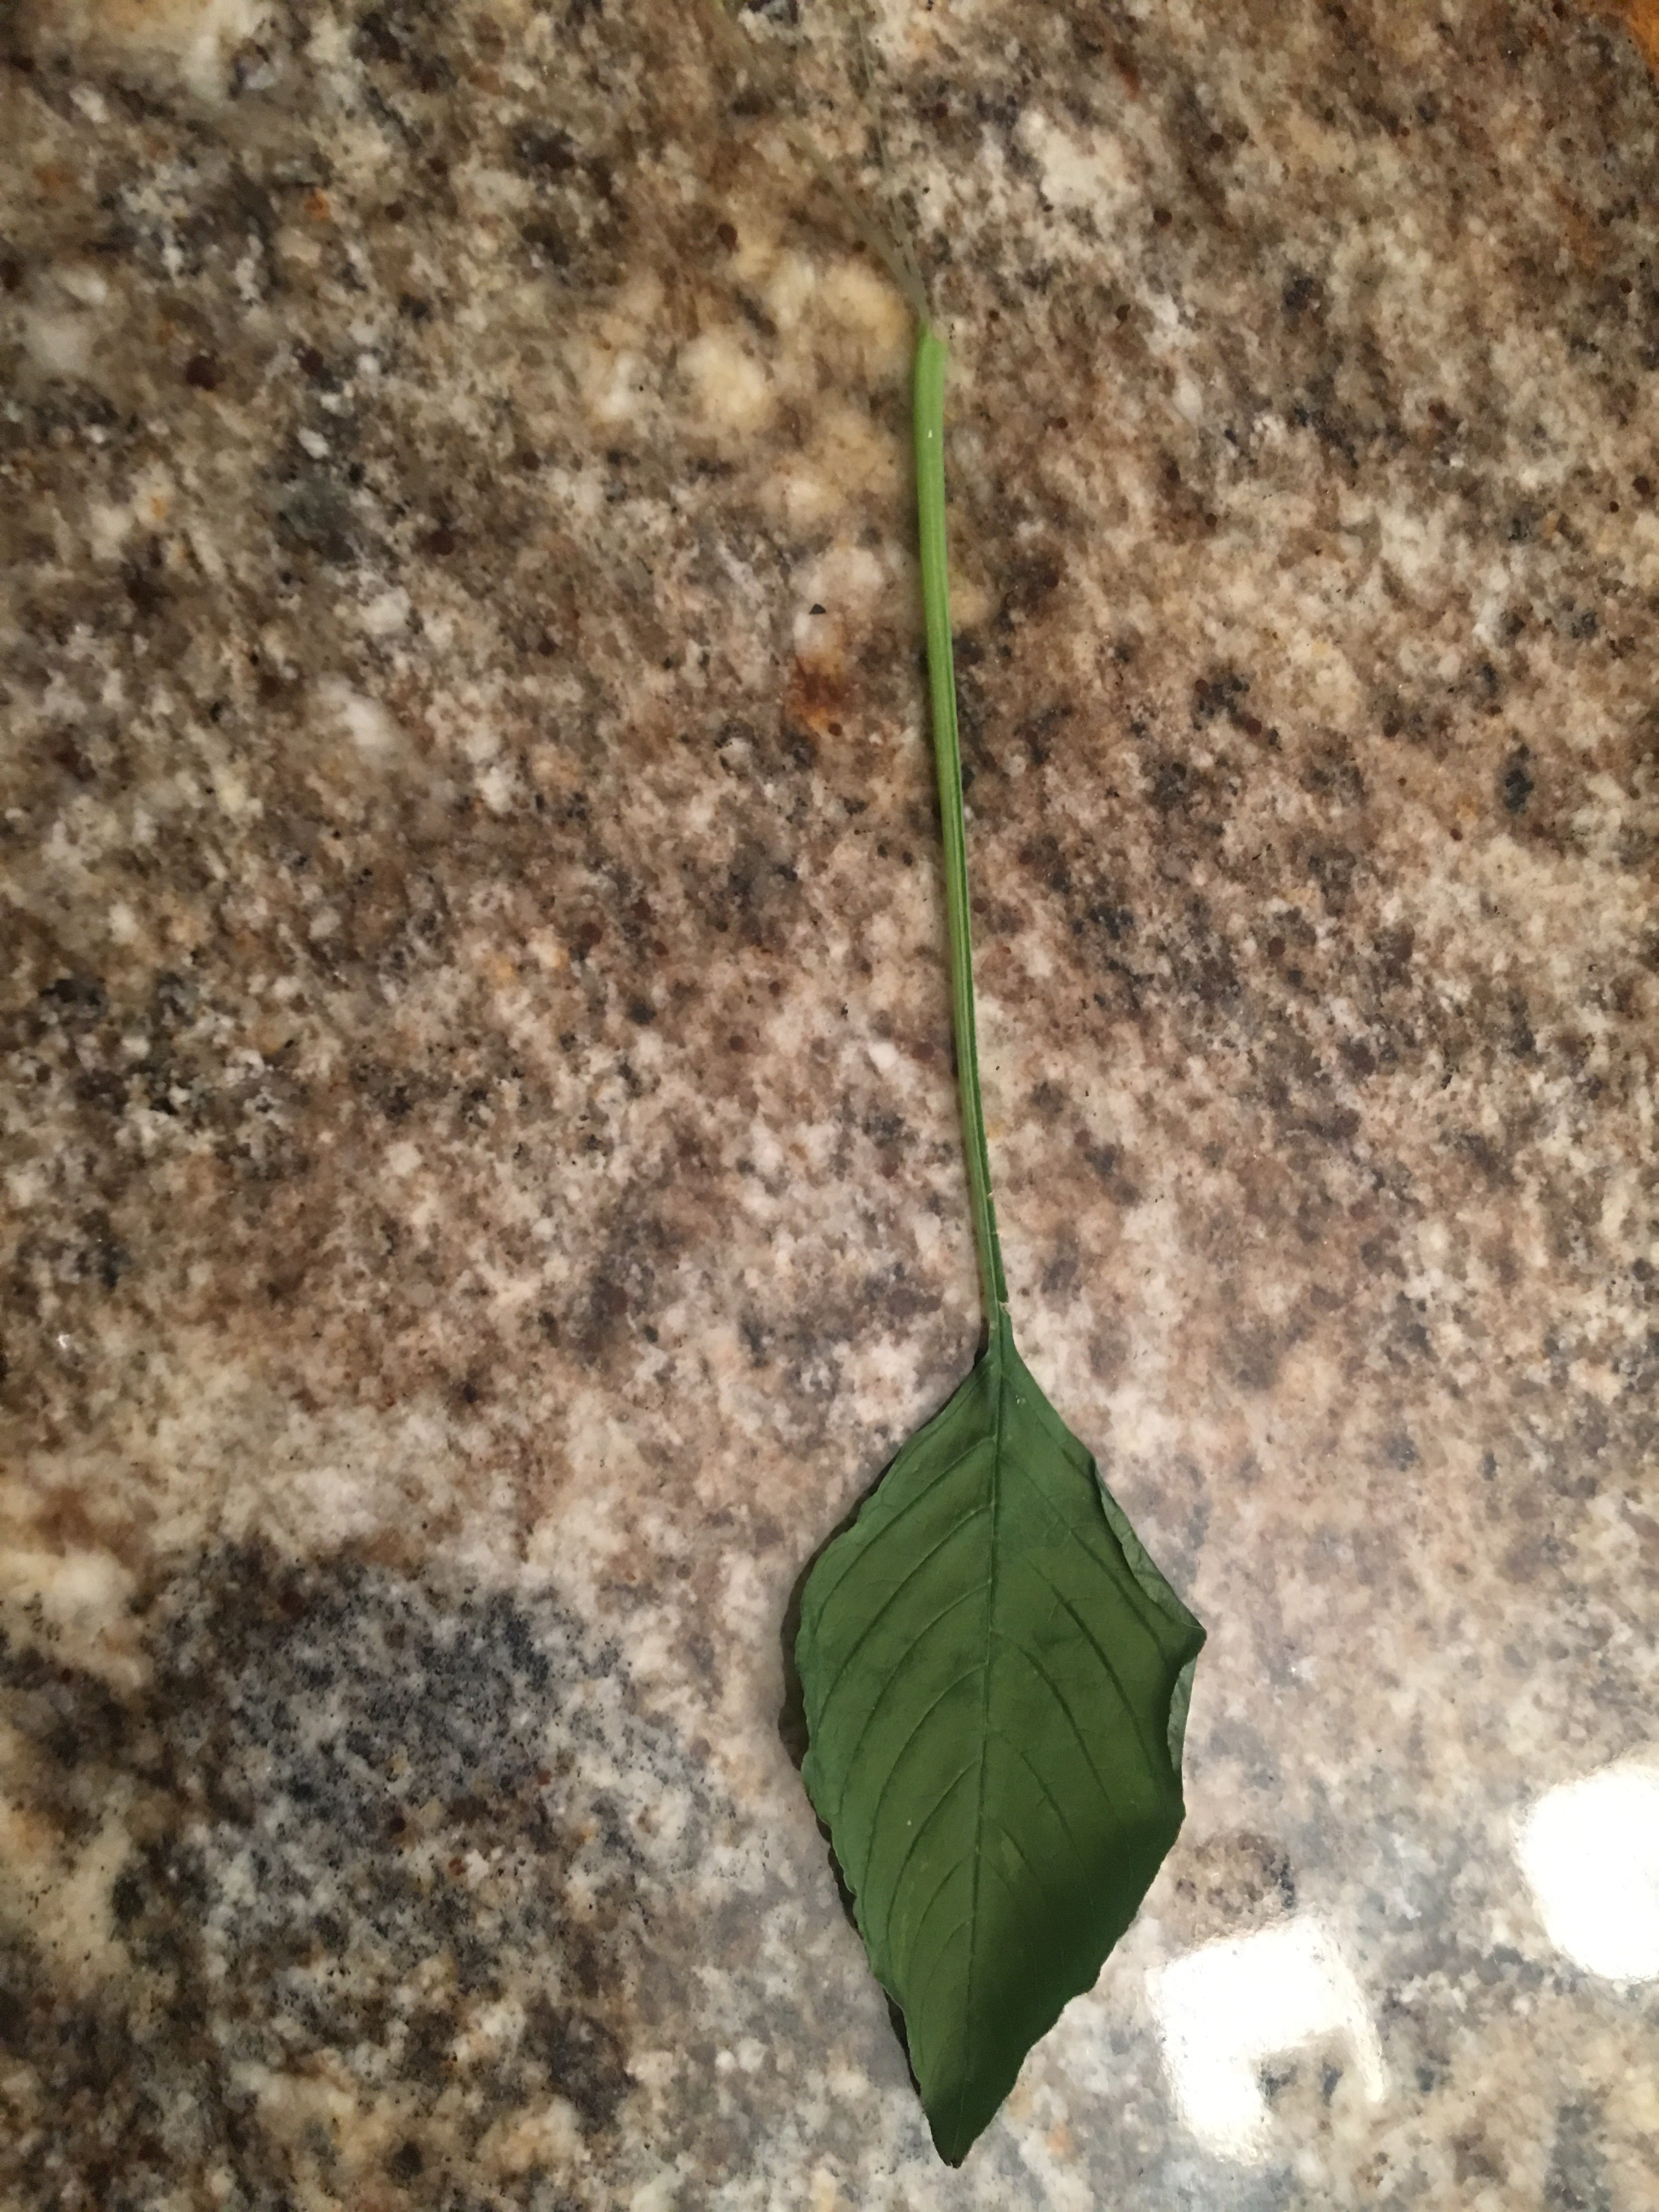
913 324 1007 1333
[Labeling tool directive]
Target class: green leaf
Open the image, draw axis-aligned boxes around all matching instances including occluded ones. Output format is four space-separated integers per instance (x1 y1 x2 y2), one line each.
795 1312 1204 2165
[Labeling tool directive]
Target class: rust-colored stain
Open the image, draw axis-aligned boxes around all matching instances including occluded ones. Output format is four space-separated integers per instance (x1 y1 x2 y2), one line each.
785 654 849 737
1595 0 1659 73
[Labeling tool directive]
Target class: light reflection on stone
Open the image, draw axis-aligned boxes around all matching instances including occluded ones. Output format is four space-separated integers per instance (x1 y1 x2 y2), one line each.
1517 1760 1659 1983
1149 1914 1386 2162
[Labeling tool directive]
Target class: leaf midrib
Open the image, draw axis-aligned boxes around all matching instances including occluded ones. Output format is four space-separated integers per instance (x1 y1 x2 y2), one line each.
955 1319 1010 2151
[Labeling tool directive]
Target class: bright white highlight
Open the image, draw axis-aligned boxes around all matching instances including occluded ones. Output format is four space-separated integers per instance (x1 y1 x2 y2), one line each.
1150 1915 1386 2160
1517 1762 1659 1983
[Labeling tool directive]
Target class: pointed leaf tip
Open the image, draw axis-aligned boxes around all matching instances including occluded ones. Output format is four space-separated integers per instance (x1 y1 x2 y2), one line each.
795 1320 1204 2163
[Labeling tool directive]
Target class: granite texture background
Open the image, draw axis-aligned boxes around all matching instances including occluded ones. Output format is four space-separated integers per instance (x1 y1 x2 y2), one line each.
2 1 1657 2205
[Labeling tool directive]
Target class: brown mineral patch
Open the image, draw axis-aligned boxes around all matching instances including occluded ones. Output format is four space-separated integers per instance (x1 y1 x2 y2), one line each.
1167 1829 1299 1948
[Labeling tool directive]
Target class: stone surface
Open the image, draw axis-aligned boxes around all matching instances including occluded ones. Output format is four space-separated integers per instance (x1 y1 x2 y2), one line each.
2 1 1657 2205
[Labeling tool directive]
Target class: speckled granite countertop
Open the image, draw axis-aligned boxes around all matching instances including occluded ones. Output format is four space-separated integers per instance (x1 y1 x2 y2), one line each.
3 1 1657 2205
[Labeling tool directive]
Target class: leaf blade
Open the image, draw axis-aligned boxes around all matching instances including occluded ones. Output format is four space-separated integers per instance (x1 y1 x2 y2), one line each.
796 1317 1204 2165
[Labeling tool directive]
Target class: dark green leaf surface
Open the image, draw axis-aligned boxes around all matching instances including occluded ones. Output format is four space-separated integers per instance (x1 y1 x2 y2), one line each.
796 1312 1204 2165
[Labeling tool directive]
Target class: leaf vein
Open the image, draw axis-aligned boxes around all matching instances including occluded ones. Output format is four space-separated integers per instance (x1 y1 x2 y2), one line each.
994 1630 1123 1830
1026 1560 1165 1784
827 1627 984 1839
809 1500 990 1737
898 1848 970 1993
990 1731 1093 1881
803 1427 994 1627
864 1757 977 1966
